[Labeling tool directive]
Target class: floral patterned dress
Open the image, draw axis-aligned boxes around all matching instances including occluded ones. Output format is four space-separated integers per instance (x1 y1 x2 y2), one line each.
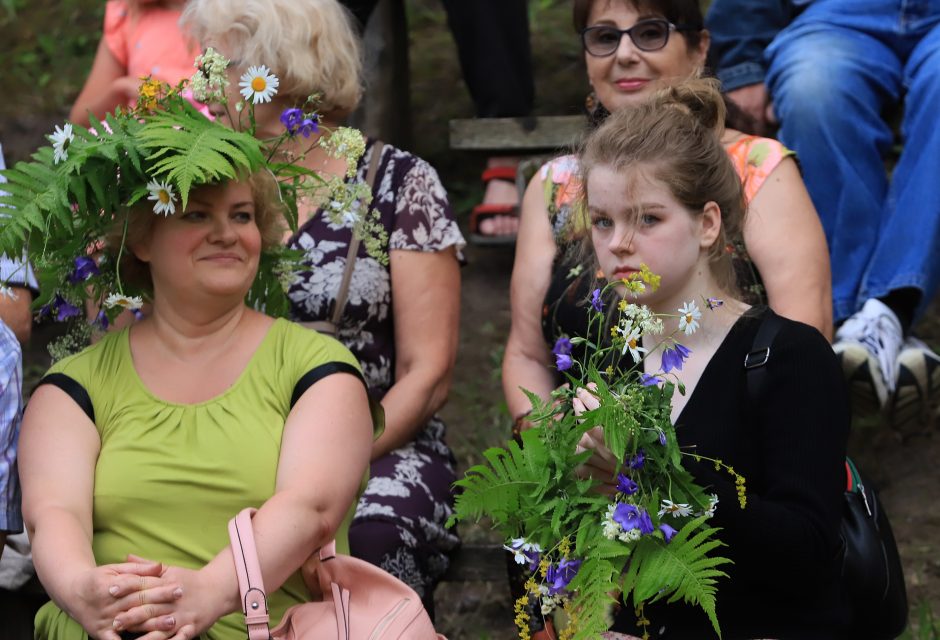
285 140 465 613
539 136 794 353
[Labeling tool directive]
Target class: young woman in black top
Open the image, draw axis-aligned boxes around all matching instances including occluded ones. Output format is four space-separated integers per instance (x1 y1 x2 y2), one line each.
573 79 852 639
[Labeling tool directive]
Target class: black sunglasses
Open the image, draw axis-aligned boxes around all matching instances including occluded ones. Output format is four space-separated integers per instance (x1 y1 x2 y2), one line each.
581 19 697 56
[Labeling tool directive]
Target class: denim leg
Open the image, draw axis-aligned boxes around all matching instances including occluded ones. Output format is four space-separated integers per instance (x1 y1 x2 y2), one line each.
860 20 940 321
765 22 901 321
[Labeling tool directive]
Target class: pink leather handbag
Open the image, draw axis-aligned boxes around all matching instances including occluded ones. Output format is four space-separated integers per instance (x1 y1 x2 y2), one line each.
228 508 446 640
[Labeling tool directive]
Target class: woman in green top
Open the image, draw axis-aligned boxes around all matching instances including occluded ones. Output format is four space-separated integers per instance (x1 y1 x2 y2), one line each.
18 175 375 640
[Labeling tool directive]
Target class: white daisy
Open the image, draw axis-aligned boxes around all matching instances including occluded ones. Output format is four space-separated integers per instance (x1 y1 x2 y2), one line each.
50 123 75 164
658 499 693 518
619 325 647 363
104 293 144 311
146 180 176 216
677 300 702 335
238 65 279 104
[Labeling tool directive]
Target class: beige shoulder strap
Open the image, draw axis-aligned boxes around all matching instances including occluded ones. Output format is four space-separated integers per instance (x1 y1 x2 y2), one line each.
303 140 385 337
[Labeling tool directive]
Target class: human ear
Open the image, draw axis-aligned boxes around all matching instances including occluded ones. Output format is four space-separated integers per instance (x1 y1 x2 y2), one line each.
694 30 711 70
699 201 722 249
129 240 151 264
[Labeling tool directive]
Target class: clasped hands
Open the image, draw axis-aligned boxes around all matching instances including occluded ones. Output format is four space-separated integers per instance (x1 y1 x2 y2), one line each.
73 555 210 640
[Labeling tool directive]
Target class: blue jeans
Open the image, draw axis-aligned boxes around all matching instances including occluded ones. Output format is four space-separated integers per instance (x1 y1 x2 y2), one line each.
764 0 940 323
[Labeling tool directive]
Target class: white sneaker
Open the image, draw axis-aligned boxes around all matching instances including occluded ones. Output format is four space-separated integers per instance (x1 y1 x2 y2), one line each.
832 298 903 413
891 336 940 434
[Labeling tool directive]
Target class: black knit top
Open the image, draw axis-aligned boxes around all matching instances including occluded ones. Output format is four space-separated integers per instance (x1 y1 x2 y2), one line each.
613 307 852 639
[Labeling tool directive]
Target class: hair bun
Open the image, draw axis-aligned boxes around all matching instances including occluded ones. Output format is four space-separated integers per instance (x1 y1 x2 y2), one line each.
653 77 726 132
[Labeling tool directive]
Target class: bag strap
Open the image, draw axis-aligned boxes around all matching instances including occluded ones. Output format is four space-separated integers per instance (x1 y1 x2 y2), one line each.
229 508 341 640
229 508 271 640
744 310 859 495
743 307 785 402
304 140 385 337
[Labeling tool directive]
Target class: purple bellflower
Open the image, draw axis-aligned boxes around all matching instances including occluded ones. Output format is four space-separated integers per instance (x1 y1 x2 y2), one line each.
613 503 655 535
40 294 82 322
66 256 99 284
616 473 638 496
628 449 645 470
546 557 582 596
590 288 603 312
279 108 304 134
297 117 319 138
555 353 573 372
660 343 692 374
553 336 573 356
659 523 678 543
639 372 659 387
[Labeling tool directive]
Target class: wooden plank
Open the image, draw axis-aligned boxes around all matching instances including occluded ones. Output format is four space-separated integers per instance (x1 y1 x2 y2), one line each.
348 0 411 148
443 543 507 583
449 115 587 151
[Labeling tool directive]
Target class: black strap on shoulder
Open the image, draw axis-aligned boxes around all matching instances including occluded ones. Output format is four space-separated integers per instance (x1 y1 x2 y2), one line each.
37 373 95 423
290 361 386 436
290 361 365 408
744 309 786 403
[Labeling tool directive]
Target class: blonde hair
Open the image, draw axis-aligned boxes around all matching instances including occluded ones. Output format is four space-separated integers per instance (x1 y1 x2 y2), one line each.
579 78 746 292
181 0 363 115
107 172 285 293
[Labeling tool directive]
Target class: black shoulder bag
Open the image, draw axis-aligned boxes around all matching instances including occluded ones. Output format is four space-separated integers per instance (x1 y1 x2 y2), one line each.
745 311 908 639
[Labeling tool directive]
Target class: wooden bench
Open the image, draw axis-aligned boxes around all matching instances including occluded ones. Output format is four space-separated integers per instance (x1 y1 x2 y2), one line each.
449 115 586 153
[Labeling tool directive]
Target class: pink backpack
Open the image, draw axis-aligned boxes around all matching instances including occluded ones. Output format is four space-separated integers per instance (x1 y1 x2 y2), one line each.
228 508 446 640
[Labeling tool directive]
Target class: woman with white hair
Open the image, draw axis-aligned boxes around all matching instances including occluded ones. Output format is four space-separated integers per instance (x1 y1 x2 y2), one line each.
182 0 464 616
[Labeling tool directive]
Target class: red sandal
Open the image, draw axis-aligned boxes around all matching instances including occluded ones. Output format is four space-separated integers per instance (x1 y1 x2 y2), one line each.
469 165 520 246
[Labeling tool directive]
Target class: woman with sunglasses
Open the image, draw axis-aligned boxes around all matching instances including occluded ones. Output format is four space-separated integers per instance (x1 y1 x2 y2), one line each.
503 0 832 440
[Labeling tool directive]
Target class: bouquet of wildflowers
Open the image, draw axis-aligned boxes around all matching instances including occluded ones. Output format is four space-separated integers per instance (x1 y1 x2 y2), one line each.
450 266 743 639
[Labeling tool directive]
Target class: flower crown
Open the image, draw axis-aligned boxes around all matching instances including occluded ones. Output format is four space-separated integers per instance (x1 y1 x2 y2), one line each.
0 49 382 359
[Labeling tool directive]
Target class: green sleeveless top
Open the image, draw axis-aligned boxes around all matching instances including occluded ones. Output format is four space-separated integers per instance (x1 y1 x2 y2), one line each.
34 318 370 640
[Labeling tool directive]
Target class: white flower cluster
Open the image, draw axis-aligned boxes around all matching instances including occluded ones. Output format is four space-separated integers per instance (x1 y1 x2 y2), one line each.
319 127 366 177
621 303 664 335
321 177 372 229
538 588 564 616
615 303 664 363
190 48 230 104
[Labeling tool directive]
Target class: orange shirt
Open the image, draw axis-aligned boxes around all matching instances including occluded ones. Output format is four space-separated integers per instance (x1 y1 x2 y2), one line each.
103 0 199 87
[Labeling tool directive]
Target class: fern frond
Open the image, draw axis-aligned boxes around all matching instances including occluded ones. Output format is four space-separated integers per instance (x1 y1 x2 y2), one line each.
137 103 265 208
622 518 730 638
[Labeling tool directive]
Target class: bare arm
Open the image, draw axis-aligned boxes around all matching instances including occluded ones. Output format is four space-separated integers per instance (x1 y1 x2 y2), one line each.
20 386 177 640
745 157 834 340
502 173 561 421
115 371 374 639
374 248 460 460
69 37 138 126
0 287 32 344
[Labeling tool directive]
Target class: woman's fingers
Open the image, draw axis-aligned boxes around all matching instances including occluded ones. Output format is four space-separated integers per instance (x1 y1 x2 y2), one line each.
110 558 165 577
114 603 177 633
110 576 183 608
167 624 197 640
575 386 600 411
